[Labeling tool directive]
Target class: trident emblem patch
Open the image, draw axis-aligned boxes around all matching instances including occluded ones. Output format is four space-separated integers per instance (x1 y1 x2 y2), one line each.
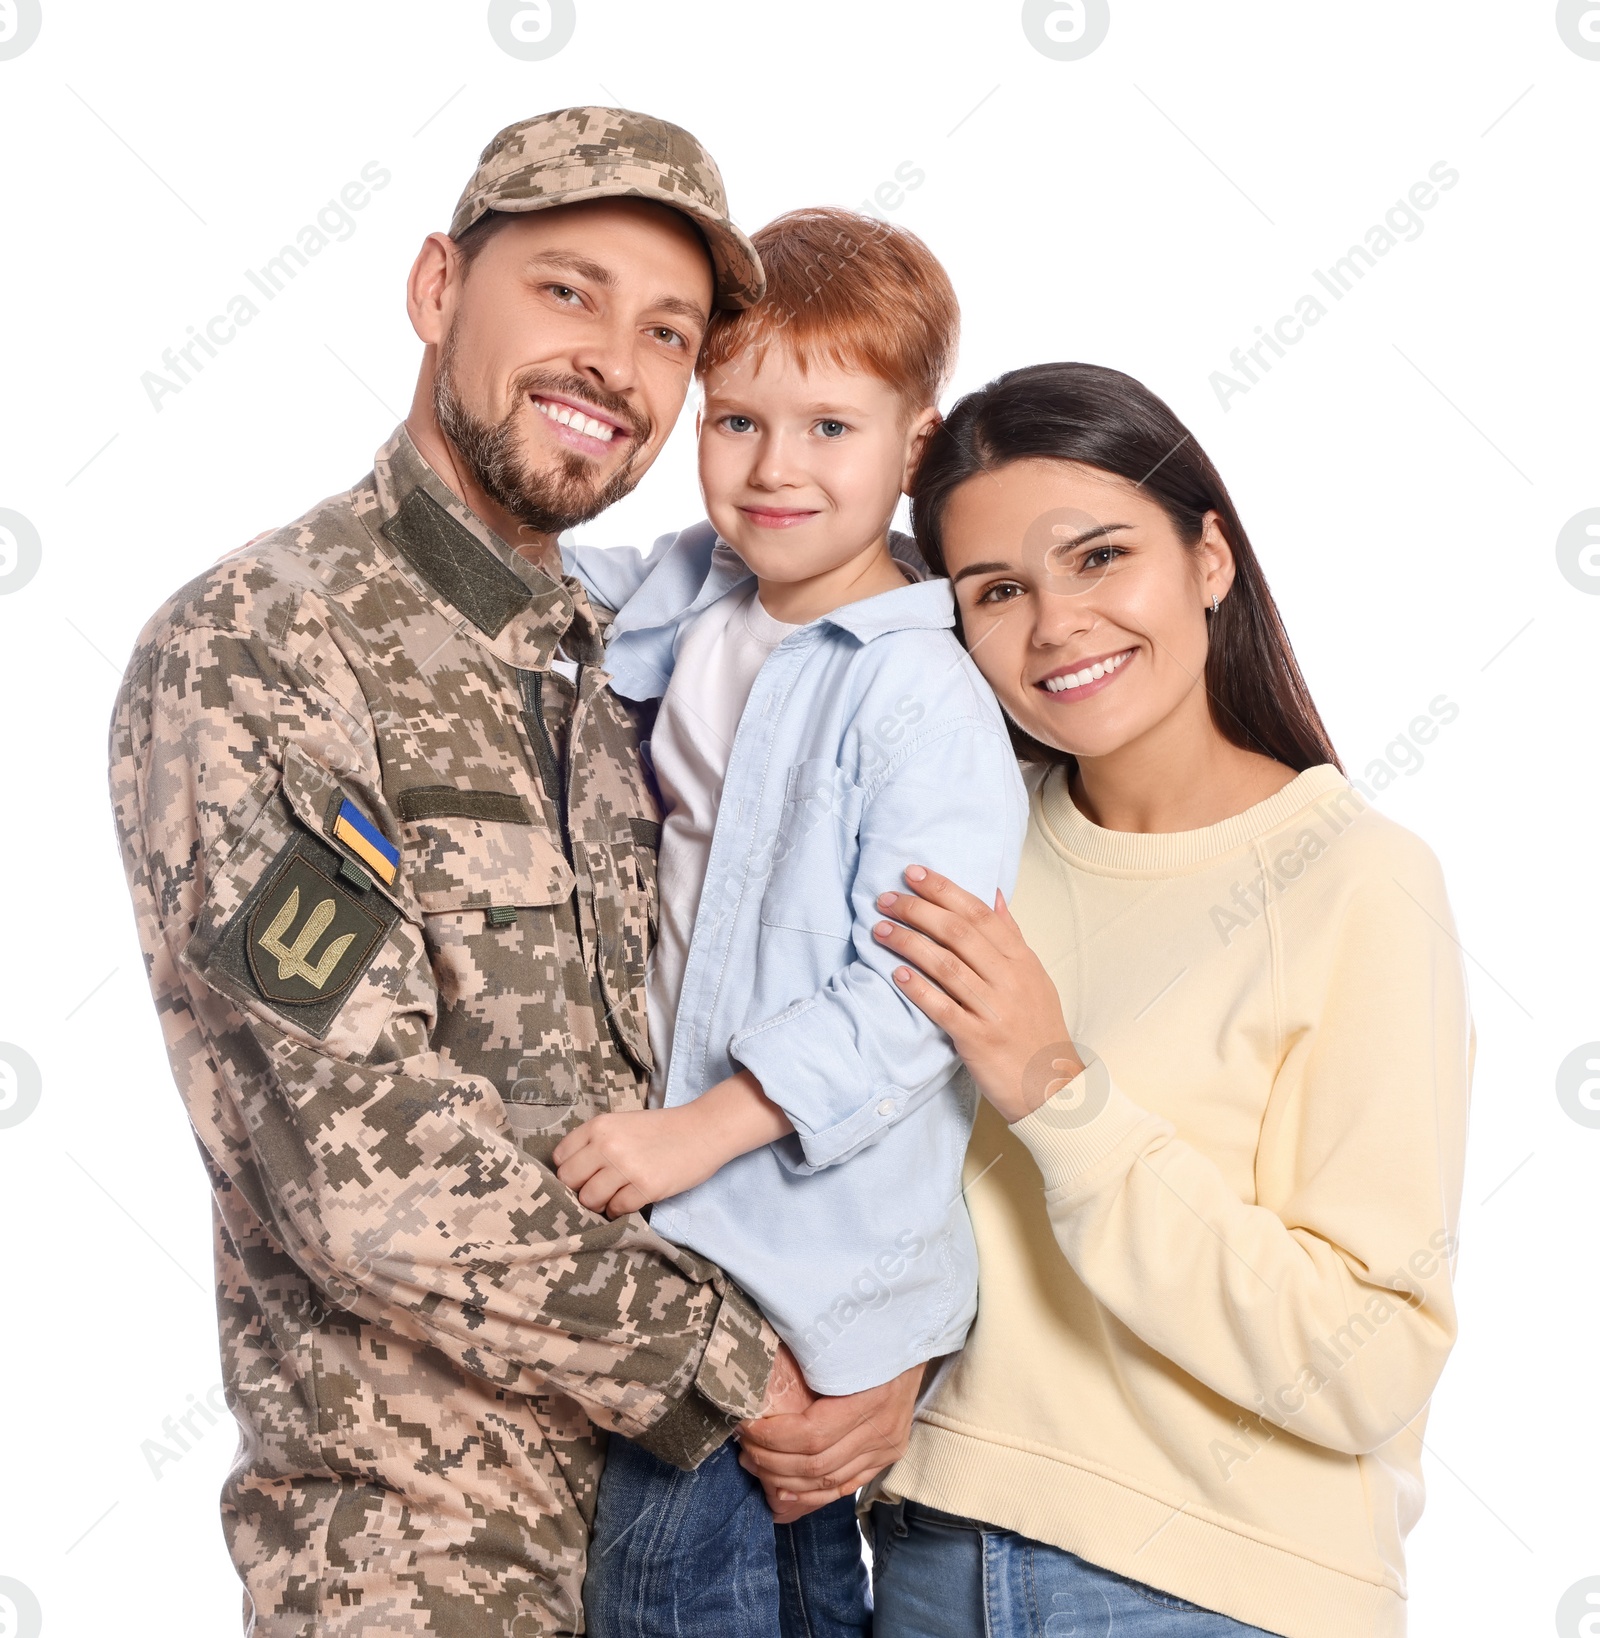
258 887 358 990
245 852 385 1007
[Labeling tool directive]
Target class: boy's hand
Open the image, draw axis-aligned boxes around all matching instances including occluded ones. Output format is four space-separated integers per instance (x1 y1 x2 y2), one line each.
553 1104 722 1218
554 1071 796 1219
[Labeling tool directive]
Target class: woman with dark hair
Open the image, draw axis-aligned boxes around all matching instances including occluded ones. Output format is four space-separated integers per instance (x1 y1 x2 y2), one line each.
744 364 1471 1636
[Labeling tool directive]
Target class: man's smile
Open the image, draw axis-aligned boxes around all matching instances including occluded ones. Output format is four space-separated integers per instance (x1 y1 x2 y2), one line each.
531 391 630 454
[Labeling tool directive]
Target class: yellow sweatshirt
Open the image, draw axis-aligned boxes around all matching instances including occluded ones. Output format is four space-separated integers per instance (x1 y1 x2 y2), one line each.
881 765 1471 1638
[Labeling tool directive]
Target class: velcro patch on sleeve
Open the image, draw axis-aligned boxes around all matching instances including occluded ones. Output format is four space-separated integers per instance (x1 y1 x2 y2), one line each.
211 832 401 1038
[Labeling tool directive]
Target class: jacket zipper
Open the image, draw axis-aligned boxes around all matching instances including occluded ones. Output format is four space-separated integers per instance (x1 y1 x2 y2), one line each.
517 664 642 1069
519 666 574 866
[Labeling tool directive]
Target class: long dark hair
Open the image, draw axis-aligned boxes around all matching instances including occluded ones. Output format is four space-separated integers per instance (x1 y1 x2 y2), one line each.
912 362 1341 773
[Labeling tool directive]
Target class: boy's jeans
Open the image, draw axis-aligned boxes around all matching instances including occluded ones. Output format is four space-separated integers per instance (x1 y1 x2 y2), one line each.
869 1501 1281 1638
583 1433 869 1638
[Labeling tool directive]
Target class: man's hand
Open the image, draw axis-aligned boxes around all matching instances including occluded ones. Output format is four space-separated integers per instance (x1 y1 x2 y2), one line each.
554 1071 795 1218
738 1359 927 1524
760 1342 817 1419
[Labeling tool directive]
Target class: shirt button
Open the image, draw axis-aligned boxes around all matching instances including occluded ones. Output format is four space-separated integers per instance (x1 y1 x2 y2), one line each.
876 1099 895 1117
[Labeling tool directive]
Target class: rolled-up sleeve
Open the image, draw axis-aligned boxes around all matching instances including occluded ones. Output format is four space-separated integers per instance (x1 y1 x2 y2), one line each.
732 717 1027 1169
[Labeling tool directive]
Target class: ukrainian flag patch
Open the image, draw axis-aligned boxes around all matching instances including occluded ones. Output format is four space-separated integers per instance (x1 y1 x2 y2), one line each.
331 798 400 886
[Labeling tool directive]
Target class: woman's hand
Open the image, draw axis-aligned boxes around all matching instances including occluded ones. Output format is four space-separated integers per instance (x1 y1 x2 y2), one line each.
873 866 1083 1125
738 1360 926 1524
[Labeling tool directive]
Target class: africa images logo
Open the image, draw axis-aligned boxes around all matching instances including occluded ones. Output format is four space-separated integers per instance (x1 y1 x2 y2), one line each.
1557 1577 1600 1638
0 1578 42 1638
1556 1044 1600 1130
0 1045 42 1130
1021 0 1110 60
488 0 576 59
1556 509 1600 595
1556 0 1600 58
0 511 41 596
0 0 42 60
139 163 393 413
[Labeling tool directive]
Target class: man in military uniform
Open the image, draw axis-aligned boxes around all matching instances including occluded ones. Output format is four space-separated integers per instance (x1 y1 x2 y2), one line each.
109 108 820 1636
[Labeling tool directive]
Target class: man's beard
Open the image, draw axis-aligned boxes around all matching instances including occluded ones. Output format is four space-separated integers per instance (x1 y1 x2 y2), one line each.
432 331 653 537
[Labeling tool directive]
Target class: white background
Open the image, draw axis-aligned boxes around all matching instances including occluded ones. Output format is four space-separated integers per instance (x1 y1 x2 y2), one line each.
1 2 1596 1633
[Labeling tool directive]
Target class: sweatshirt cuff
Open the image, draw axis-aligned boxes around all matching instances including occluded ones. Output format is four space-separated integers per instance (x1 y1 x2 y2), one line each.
631 1285 779 1472
1010 1057 1169 1198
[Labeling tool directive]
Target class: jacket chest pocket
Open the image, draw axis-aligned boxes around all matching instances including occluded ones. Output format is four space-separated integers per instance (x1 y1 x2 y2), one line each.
758 759 860 941
399 800 578 1096
582 815 660 1073
402 798 573 915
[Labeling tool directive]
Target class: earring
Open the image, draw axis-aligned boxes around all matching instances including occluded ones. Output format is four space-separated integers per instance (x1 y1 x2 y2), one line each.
1209 594 1221 614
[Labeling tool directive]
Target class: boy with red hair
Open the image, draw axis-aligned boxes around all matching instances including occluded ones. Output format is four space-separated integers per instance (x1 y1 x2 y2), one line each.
556 209 1026 1635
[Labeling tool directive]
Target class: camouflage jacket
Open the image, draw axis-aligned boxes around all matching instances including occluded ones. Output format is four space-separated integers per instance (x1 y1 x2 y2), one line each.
108 428 778 1636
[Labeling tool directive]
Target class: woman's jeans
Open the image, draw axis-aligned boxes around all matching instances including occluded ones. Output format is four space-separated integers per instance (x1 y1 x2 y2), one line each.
870 1500 1280 1637
583 1433 869 1638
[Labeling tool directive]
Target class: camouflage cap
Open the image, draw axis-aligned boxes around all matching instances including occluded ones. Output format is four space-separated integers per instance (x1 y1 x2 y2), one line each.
450 107 765 310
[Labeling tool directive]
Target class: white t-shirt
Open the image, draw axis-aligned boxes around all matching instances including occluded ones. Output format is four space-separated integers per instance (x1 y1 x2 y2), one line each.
646 582 800 1102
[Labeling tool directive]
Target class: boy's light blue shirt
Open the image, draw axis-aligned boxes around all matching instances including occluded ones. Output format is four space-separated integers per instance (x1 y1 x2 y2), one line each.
563 523 1028 1393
